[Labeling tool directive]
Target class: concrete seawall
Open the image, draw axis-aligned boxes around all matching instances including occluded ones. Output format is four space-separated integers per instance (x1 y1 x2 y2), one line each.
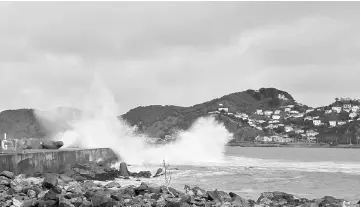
0 148 118 175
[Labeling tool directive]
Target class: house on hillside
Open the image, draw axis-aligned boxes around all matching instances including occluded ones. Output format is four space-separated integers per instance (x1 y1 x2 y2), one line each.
235 113 248 119
351 106 360 112
208 111 220 114
304 116 312 121
306 109 314 114
273 110 280 115
255 109 263 115
255 136 272 142
285 126 294 132
218 103 229 113
295 129 304 134
329 121 337 127
313 120 322 126
307 137 317 142
264 111 273 116
284 108 291 112
349 112 358 118
338 121 346 125
332 106 342 113
272 115 281 120
306 130 319 137
290 110 299 114
325 110 332 114
256 120 266 124
286 105 294 108
343 104 352 110
269 120 280 124
278 94 288 100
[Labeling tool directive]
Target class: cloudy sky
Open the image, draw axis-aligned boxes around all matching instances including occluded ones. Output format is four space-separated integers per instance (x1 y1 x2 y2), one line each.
0 2 359 114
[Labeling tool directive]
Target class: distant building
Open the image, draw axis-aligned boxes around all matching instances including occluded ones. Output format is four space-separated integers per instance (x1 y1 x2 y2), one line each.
274 110 281 115
272 115 281 120
313 120 322 126
264 111 273 116
304 116 312 121
325 110 332 114
284 108 291 112
286 105 294 108
343 104 352 110
306 109 314 114
338 121 346 125
255 109 263 115
269 120 280 124
218 107 229 112
290 110 299 114
329 121 337 127
306 130 319 137
351 106 360 112
295 129 304 134
332 106 342 113
278 94 288 100
255 136 272 142
349 112 358 118
285 126 294 132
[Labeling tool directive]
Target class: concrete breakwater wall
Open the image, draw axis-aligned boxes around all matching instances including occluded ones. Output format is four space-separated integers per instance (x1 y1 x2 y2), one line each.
0 148 118 175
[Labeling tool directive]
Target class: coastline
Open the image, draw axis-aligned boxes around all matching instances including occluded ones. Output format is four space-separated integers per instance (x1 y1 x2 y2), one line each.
226 142 360 148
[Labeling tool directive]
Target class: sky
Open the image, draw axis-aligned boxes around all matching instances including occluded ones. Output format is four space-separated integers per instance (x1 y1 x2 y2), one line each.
0 2 359 114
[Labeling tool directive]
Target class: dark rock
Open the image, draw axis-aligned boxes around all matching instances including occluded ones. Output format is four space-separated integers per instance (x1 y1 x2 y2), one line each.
153 168 163 178
0 176 10 186
66 182 83 194
41 140 64 149
165 198 182 207
0 171 14 179
91 194 112 206
119 162 130 177
44 188 58 201
42 174 58 189
358 200 360 204
70 197 83 207
257 191 310 206
318 196 347 207
59 196 75 207
229 192 250 207
59 174 74 183
138 171 152 178
104 181 121 188
73 175 86 182
207 190 223 202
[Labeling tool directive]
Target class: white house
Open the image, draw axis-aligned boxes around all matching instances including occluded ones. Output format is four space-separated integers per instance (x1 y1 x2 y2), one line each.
271 136 285 143
269 120 280 124
272 115 281 120
218 107 229 112
338 121 346 125
286 105 294 108
351 106 359 112
208 111 220 114
313 116 320 119
278 94 288 100
329 121 337 127
235 113 249 119
264 111 273 116
325 110 332 114
255 136 272 142
307 137 317 142
349 112 358 118
274 110 281 115
306 109 314 114
290 110 299 114
332 106 342 113
257 120 266 123
256 127 263 131
295 129 304 134
284 108 291 112
285 126 294 132
255 109 263 115
304 116 312 121
227 113 234 115
343 104 352 110
313 120 322 126
306 130 319 137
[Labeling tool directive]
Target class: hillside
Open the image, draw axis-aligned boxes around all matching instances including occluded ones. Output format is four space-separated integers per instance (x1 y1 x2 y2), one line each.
0 88 359 145
121 88 300 138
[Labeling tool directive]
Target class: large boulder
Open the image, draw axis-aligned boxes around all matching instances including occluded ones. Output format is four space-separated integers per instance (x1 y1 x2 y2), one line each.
0 171 14 179
41 140 64 149
153 168 163 178
42 174 58 189
257 192 310 206
119 162 130 177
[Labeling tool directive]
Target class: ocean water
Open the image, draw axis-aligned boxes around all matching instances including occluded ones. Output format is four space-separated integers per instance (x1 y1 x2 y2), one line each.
108 147 360 203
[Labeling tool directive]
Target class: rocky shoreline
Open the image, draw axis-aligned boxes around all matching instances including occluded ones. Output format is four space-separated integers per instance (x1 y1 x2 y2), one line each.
0 161 359 207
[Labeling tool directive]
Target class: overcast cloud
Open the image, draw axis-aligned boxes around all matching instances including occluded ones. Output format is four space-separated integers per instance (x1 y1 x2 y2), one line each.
0 2 359 113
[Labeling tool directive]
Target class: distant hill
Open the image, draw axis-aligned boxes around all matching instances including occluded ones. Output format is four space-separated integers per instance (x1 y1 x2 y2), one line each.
0 107 81 139
121 88 301 138
0 88 359 145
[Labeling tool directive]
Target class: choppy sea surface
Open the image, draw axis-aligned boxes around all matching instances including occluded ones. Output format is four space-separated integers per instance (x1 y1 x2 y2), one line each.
107 147 360 202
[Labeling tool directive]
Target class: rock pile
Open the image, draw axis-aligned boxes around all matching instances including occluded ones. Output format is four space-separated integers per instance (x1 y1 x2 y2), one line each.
0 166 358 207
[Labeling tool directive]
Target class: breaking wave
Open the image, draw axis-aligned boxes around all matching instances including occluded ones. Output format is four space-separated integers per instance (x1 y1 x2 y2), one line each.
35 75 232 165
